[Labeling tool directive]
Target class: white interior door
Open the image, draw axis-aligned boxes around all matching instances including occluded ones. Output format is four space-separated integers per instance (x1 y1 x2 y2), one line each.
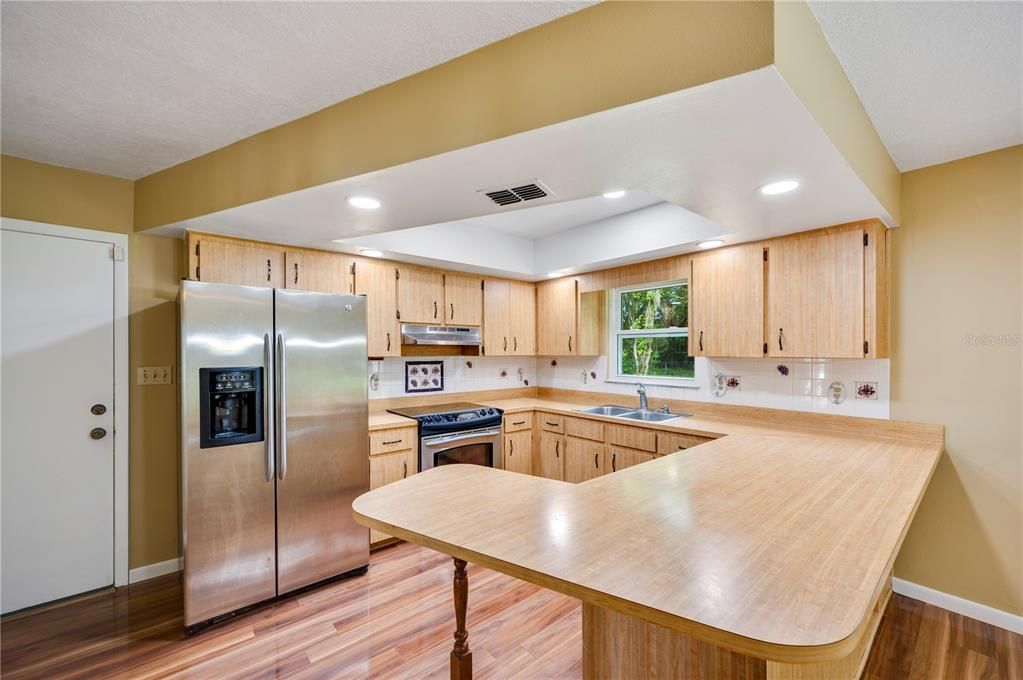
1 229 116 613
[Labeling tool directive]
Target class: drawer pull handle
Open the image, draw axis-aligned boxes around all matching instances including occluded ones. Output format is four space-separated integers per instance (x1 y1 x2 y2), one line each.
508 438 514 454
513 337 518 352
593 453 599 469
778 328 784 352
382 439 402 445
434 300 438 319
450 302 455 320
267 259 272 282
612 453 617 472
402 461 408 478
568 335 573 352
503 337 507 352
512 420 526 426
386 332 391 352
545 421 559 427
555 441 560 456
698 330 703 352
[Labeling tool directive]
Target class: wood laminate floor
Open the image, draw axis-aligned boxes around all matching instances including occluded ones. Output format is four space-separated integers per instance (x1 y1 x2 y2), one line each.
1 542 1019 679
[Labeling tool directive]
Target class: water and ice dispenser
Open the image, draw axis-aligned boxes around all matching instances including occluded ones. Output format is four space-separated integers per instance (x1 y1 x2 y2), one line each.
198 367 264 448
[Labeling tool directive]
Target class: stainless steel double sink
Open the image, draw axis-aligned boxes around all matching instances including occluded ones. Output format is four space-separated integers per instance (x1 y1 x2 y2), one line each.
575 404 691 422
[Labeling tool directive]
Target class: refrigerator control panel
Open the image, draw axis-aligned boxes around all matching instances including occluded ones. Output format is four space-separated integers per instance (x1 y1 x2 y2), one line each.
199 366 264 449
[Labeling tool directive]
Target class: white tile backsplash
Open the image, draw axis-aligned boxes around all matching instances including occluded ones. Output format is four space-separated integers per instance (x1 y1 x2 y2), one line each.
530 355 891 419
369 356 537 399
372 352 890 419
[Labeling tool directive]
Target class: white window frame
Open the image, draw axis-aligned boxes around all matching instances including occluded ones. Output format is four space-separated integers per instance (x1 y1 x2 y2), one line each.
608 279 696 385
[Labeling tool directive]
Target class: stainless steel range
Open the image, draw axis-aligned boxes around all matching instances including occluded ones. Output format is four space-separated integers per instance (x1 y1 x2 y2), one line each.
387 402 503 473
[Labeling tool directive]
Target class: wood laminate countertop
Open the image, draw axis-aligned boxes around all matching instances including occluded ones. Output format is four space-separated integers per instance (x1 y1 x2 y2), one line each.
356 394 942 663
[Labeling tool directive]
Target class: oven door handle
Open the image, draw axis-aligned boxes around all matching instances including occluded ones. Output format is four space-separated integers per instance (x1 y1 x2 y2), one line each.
422 428 501 447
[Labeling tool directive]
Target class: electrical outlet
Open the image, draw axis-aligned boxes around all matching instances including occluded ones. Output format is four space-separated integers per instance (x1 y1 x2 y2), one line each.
137 366 173 385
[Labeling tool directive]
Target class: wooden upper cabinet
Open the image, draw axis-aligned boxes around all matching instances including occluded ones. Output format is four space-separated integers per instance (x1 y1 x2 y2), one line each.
444 274 482 326
189 232 285 288
484 279 536 356
690 242 765 357
767 226 866 358
354 259 400 358
509 281 536 356
397 266 444 324
284 250 353 294
537 278 578 355
483 279 511 356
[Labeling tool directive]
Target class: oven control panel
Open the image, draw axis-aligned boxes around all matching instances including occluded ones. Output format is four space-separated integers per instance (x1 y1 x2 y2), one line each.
422 408 497 424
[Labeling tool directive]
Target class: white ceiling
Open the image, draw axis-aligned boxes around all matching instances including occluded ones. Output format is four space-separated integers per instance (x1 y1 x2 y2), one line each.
167 67 892 279
809 1 1023 171
0 1 592 179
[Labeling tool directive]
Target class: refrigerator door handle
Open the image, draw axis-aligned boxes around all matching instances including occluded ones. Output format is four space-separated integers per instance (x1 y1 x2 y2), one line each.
276 332 288 480
263 333 275 482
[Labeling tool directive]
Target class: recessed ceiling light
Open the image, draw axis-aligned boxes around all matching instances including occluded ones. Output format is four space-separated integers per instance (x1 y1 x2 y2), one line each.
758 180 799 196
697 240 724 249
360 249 383 258
602 190 626 199
547 272 564 278
347 195 381 210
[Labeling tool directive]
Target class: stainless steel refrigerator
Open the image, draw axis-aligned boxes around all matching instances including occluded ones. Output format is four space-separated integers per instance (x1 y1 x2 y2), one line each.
179 280 368 629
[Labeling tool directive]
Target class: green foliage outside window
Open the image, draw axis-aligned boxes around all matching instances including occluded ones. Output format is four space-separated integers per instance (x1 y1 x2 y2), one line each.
617 284 694 379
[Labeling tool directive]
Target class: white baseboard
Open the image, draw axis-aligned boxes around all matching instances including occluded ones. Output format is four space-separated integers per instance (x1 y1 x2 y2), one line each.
892 577 1023 634
128 556 182 584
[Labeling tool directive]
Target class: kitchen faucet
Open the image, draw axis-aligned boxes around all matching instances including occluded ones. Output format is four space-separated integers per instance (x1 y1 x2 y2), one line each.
636 383 648 411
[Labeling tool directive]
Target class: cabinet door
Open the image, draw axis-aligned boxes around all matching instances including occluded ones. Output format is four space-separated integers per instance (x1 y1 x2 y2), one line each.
537 278 577 355
483 279 511 356
369 449 415 543
195 235 285 288
768 228 865 358
398 266 444 324
564 437 604 483
354 259 400 357
538 432 564 481
285 250 354 294
509 281 536 355
445 274 482 326
691 243 764 357
504 430 532 475
606 446 655 473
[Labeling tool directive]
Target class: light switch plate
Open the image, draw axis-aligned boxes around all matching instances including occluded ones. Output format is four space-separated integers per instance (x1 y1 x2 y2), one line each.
137 366 173 385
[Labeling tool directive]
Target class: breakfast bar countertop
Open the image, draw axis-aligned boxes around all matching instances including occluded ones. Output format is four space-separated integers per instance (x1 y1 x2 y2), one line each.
355 393 943 665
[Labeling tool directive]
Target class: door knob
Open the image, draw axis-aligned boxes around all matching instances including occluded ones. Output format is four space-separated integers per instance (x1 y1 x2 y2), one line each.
90 427 107 440
91 404 107 415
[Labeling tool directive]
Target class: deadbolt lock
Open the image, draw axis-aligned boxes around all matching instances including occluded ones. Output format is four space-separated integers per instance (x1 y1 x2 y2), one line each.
91 404 107 416
90 427 107 440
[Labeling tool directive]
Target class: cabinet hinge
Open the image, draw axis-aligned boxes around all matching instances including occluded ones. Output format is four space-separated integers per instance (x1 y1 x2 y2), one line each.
763 249 768 262
864 233 869 247
763 342 768 355
863 340 869 354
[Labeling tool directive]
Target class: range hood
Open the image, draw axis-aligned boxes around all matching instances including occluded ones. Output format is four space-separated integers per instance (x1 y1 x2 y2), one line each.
400 324 481 346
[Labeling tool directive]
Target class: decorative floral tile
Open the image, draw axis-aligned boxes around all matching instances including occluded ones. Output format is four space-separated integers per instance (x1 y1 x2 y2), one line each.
855 381 878 400
405 360 443 393
726 375 741 390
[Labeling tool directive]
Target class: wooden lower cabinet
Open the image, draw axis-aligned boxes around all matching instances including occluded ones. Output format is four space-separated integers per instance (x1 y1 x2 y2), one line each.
368 447 416 544
606 446 655 473
539 431 565 481
565 437 605 483
504 429 532 475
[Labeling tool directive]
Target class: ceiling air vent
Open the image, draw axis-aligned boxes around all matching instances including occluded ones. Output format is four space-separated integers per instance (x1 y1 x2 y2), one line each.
481 181 552 207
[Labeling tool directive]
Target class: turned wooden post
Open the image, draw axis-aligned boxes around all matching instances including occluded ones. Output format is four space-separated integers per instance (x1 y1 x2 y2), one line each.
451 557 472 680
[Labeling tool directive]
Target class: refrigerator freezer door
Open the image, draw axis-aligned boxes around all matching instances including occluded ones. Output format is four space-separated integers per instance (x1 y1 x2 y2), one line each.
180 281 277 627
275 290 369 593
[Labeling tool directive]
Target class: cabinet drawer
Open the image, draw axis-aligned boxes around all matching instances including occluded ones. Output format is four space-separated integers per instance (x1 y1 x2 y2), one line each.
565 417 605 442
503 413 533 433
607 424 657 452
370 427 418 455
657 432 713 455
540 414 565 434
